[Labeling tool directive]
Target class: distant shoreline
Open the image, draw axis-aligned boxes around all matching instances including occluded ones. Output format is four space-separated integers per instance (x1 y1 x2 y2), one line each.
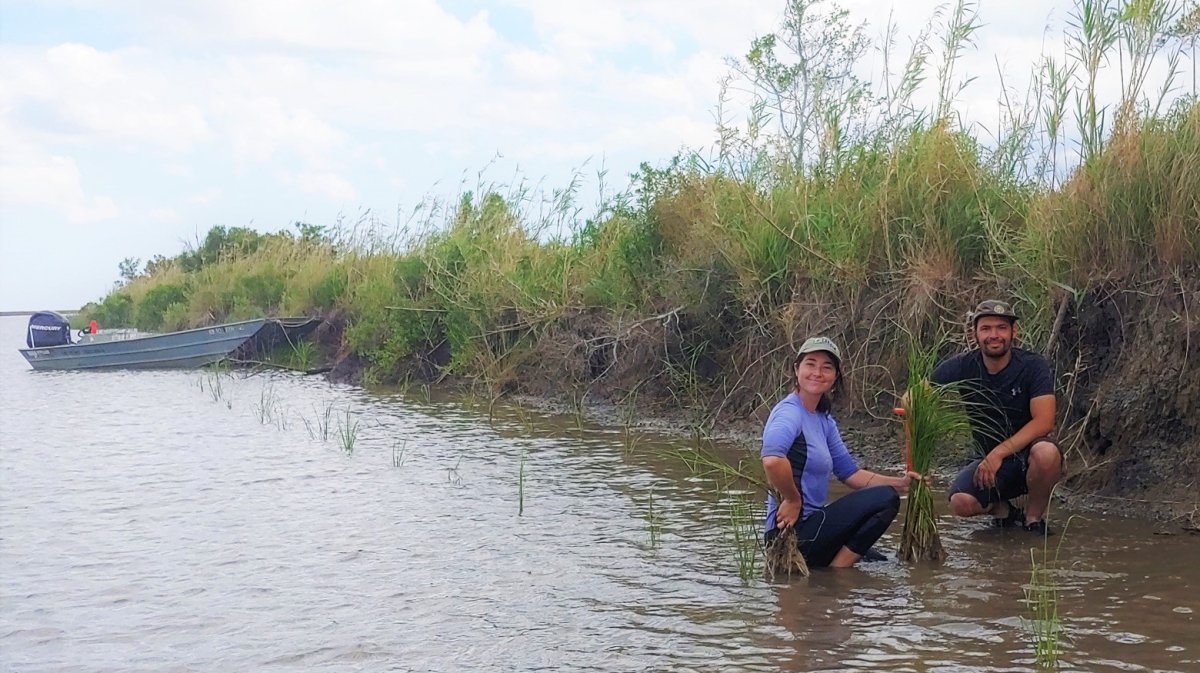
0 310 77 317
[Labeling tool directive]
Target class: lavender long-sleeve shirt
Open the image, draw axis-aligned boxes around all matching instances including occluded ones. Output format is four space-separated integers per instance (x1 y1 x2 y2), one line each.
761 392 859 532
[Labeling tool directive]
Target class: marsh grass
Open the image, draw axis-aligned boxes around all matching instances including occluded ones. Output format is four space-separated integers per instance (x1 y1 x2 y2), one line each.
81 1 1196 446
620 427 642 455
763 527 810 580
287 341 319 371
898 339 975 563
447 455 464 487
672 441 766 491
1022 514 1075 668
337 407 360 453
569 389 587 433
301 401 335 442
726 493 761 583
511 402 535 434
254 385 280 425
391 439 407 468
518 453 527 515
198 370 233 409
644 490 662 547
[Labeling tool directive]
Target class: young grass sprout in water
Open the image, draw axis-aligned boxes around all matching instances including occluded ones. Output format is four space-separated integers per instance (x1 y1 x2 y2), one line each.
644 491 662 547
670 443 777 579
898 340 974 563
198 370 232 409
447 455 464 487
672 441 766 492
518 453 526 516
391 439 407 468
254 384 280 425
570 389 587 433
302 401 336 441
337 407 360 453
1024 514 1074 668
621 427 642 455
726 493 761 583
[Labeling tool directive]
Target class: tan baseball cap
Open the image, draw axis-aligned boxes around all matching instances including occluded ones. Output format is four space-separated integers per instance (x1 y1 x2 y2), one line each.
796 336 842 369
971 299 1018 325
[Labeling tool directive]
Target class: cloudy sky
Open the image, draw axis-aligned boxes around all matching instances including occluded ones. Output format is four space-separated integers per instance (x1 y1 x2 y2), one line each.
0 1 1185 310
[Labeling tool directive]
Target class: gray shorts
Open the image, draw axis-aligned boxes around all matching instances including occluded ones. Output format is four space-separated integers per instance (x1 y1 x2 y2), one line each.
948 437 1058 507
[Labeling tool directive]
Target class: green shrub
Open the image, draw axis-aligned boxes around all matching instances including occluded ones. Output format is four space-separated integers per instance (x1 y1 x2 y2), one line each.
81 292 135 328
235 271 286 311
135 284 188 331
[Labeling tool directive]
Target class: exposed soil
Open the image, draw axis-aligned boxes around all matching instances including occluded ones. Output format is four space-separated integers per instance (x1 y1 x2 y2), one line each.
1049 281 1200 529
315 281 1200 530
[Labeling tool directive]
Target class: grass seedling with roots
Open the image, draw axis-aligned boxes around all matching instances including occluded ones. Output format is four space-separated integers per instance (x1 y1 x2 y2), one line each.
897 342 974 563
764 527 809 580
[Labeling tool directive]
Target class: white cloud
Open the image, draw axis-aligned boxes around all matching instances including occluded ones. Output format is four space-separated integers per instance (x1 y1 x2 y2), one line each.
3 43 214 152
504 48 568 82
0 130 119 224
147 208 180 223
212 94 347 164
187 188 222 205
289 171 359 203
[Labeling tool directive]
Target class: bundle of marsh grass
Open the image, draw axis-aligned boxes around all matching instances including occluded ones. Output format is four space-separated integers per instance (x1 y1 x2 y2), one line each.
898 341 974 563
764 527 810 580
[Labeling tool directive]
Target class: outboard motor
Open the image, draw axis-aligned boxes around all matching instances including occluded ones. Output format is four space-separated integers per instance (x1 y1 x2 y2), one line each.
26 311 72 348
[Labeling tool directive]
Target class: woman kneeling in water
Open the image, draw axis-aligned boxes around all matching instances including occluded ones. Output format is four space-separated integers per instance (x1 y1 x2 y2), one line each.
762 336 921 568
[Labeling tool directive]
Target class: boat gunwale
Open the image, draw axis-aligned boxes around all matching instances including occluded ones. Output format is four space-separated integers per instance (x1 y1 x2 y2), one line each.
17 318 270 355
24 349 248 370
20 331 260 363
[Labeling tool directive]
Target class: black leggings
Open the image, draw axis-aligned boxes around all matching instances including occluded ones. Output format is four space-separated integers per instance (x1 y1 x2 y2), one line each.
765 485 901 568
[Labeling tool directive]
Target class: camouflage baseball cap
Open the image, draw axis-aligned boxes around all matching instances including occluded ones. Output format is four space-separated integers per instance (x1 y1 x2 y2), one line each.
971 299 1018 325
796 336 842 368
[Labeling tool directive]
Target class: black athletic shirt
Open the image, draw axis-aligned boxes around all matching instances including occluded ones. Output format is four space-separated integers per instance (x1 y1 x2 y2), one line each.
931 347 1055 457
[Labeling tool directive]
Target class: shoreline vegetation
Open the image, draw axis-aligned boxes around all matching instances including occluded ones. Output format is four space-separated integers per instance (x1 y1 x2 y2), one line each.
78 0 1199 526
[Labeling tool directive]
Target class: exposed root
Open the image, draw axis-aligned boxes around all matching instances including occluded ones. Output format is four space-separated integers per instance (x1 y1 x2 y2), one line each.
899 482 946 563
764 527 810 580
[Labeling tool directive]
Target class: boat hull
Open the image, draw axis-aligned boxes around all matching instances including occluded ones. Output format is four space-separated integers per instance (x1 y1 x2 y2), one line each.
19 319 269 371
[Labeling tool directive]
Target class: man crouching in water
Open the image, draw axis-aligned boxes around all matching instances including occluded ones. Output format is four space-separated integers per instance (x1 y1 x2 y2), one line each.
932 300 1063 535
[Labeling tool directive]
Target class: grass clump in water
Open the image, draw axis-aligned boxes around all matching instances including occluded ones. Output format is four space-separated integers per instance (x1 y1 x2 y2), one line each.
726 493 762 583
1023 514 1073 668
897 340 974 563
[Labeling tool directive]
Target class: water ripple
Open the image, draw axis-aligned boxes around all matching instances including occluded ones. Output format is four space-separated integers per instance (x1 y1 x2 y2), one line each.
1 316 1198 671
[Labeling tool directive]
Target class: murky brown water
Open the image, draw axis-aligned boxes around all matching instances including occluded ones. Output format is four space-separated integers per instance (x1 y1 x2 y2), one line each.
1 315 1196 672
